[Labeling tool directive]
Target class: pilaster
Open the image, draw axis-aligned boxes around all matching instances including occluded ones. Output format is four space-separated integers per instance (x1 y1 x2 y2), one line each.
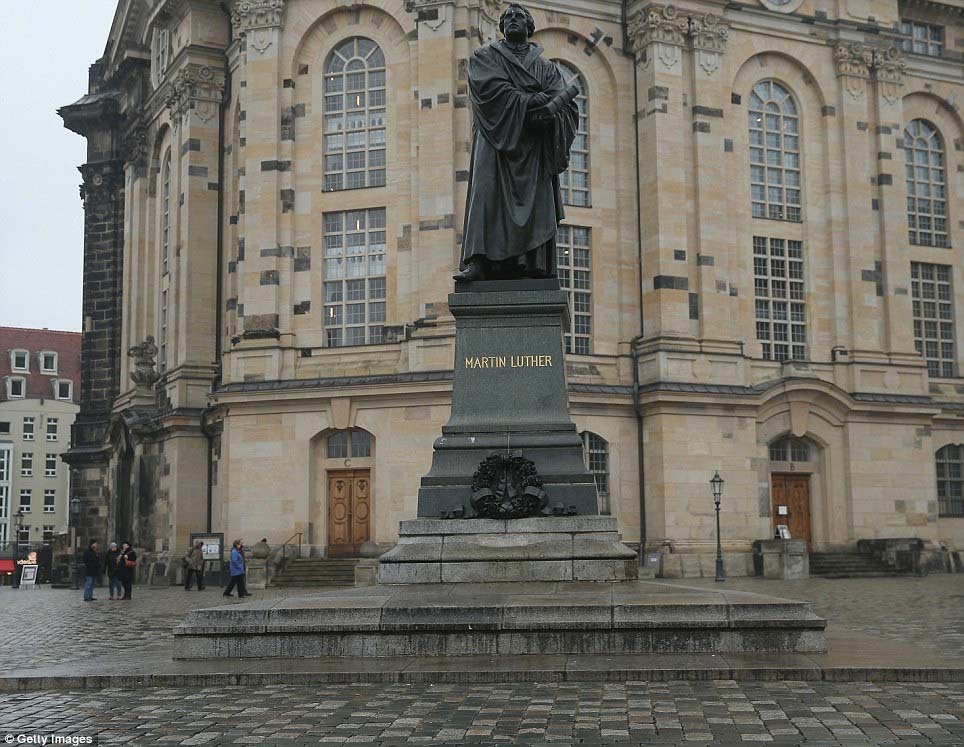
628 4 691 341
230 0 287 376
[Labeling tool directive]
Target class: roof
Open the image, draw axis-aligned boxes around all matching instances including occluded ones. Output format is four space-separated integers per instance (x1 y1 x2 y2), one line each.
0 327 82 403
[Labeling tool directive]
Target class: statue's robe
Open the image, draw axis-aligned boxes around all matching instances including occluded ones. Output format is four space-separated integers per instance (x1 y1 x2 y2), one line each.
460 40 578 275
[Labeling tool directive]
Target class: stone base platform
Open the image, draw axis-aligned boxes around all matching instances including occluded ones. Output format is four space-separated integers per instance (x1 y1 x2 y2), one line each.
377 516 638 584
173 580 826 660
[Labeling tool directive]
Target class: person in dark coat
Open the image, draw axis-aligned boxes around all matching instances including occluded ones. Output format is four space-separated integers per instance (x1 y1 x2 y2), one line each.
223 538 252 598
453 3 579 282
104 542 122 600
82 540 100 601
184 540 206 591
115 541 137 601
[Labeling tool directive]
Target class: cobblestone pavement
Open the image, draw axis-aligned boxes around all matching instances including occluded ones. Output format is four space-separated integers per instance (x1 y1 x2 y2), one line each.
663 575 964 660
0 584 320 671
2 681 964 745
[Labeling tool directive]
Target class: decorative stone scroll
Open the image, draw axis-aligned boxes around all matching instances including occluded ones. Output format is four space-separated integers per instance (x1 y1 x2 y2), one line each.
832 41 905 103
123 125 149 172
231 0 286 55
165 64 226 127
627 4 729 76
79 161 124 221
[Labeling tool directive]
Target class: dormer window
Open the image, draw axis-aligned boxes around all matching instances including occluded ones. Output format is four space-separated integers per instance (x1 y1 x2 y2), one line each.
40 351 57 374
10 350 28 372
6 377 25 399
55 380 73 401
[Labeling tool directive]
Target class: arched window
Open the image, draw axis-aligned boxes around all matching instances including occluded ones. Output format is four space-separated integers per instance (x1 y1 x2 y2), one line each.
159 149 172 372
323 38 386 191
748 80 801 221
581 431 609 513
161 150 172 274
769 436 811 463
936 444 964 517
904 120 948 248
554 61 589 207
327 429 373 459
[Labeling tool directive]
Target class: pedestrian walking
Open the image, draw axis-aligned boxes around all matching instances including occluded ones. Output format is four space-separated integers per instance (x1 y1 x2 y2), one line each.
184 540 206 591
223 538 252 598
104 542 122 600
116 541 137 601
82 540 100 602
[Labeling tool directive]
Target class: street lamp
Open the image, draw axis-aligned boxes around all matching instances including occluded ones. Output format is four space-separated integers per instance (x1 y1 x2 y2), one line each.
710 471 725 582
69 497 81 591
13 509 25 589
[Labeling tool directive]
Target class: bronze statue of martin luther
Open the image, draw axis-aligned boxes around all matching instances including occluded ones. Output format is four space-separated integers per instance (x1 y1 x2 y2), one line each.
453 4 581 283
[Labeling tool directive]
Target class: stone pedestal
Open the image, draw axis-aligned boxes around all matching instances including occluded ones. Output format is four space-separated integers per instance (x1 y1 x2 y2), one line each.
378 516 638 583
757 540 809 580
246 559 267 589
417 279 599 517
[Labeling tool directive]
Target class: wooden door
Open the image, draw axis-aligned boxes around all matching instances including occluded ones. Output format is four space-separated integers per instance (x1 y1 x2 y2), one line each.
327 470 371 557
771 474 812 546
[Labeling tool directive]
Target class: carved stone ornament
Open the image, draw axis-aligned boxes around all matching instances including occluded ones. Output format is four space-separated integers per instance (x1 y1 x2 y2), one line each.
231 0 285 54
628 5 728 76
123 126 149 171
128 336 161 387
469 452 549 519
832 41 905 103
79 162 123 220
165 65 226 126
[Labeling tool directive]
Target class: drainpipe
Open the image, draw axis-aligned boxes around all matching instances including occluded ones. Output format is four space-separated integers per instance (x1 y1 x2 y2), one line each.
627 0 647 562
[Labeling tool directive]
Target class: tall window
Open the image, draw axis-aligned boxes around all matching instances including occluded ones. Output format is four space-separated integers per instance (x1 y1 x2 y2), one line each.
554 61 589 207
323 38 386 191
901 20 944 57
754 236 806 361
22 417 34 441
323 208 387 347
748 80 801 221
21 452 32 477
161 150 172 273
936 444 964 517
911 262 955 378
43 525 55 543
46 418 58 442
904 120 948 248
581 432 609 514
769 436 811 462
19 489 31 512
327 429 372 458
556 225 592 355
45 454 57 478
43 489 56 514
160 289 168 371
0 445 10 528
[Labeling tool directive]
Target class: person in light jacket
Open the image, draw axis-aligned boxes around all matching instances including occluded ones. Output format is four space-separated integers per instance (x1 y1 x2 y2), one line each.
104 542 122 600
184 540 206 591
222 538 252 598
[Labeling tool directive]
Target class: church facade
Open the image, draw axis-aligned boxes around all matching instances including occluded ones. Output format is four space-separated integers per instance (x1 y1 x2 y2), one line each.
61 0 964 574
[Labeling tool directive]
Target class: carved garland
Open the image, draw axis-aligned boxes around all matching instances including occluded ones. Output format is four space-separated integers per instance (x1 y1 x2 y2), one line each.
469 452 549 519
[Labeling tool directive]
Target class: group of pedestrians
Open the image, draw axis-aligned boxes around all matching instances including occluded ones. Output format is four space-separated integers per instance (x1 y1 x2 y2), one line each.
81 539 136 601
80 536 253 602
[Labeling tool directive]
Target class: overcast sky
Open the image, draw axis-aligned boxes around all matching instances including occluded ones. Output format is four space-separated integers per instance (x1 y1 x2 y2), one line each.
0 1 119 333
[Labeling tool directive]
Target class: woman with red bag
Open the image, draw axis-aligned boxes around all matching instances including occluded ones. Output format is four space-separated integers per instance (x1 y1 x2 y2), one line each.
116 541 137 601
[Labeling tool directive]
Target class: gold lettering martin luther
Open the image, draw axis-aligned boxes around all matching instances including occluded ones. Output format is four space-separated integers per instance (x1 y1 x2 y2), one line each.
463 355 553 369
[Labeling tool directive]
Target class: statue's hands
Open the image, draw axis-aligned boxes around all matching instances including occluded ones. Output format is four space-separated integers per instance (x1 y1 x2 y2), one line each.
526 92 551 111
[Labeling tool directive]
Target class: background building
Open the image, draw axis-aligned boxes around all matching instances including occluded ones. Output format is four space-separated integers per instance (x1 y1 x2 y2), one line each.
60 0 964 575
0 327 81 549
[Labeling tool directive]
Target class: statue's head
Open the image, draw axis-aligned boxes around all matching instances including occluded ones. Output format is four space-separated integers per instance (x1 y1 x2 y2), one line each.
499 3 535 40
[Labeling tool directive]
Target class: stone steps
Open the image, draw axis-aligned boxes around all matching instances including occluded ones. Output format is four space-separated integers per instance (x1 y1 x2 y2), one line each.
809 553 902 578
173 580 827 659
274 559 359 587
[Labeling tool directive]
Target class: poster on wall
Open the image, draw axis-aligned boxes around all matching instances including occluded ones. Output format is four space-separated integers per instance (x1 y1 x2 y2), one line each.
190 533 224 562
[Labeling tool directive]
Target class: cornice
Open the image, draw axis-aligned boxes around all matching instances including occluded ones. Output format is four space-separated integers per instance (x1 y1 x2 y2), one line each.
231 0 285 34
